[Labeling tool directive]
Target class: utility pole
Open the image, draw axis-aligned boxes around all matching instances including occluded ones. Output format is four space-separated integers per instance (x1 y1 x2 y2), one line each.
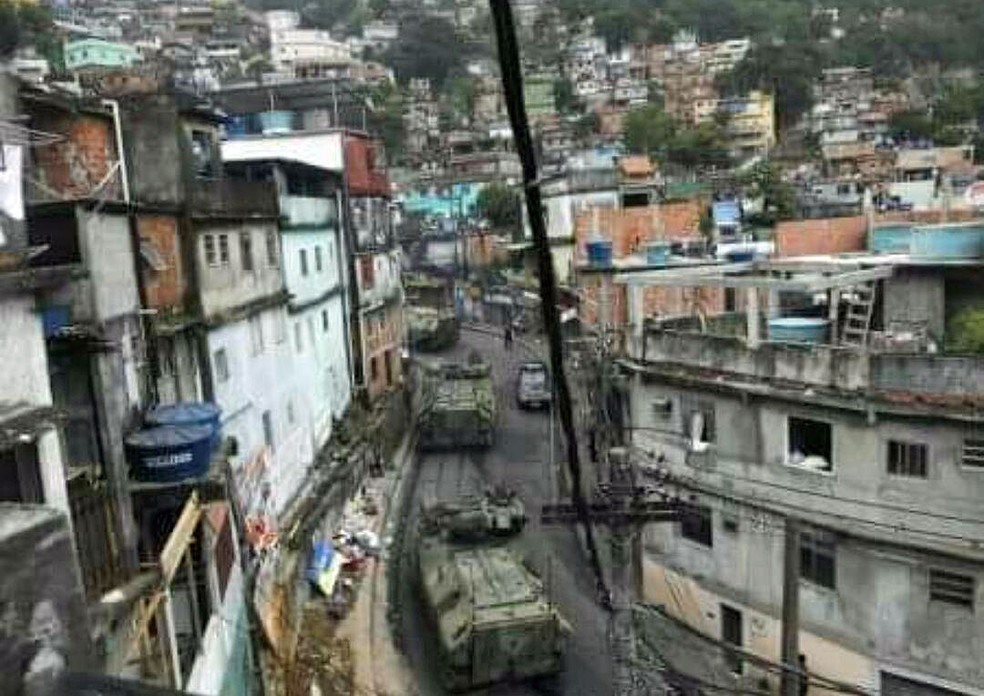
542 447 687 696
780 516 802 696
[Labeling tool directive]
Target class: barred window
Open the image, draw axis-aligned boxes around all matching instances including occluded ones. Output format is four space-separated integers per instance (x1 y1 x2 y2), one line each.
887 440 928 478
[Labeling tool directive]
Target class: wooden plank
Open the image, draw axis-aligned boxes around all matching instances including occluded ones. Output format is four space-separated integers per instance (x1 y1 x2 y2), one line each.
160 490 202 584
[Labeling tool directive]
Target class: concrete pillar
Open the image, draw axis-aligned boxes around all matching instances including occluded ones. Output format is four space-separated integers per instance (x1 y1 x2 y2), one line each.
746 287 761 347
828 288 840 344
37 430 71 520
766 285 780 318
627 284 644 356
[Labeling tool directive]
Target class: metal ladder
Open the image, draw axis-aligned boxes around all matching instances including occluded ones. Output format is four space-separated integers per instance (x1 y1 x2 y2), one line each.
841 282 876 347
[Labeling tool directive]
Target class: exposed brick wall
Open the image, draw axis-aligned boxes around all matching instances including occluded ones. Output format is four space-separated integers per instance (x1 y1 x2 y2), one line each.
363 302 403 401
345 135 390 197
573 201 721 330
573 201 703 259
578 275 724 329
137 214 186 311
30 110 121 200
774 216 868 257
875 209 981 225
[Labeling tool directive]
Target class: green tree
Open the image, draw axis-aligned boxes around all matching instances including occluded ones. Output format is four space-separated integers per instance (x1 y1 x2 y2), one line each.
383 14 470 86
668 122 732 169
718 41 823 132
573 111 599 142
367 83 406 164
888 111 935 142
947 307 984 355
476 183 521 230
553 78 579 115
740 160 797 226
624 106 678 159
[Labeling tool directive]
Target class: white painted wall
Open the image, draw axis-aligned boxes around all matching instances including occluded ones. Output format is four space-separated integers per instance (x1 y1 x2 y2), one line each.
207 305 305 517
197 220 285 319
222 132 344 173
0 295 69 514
79 210 140 322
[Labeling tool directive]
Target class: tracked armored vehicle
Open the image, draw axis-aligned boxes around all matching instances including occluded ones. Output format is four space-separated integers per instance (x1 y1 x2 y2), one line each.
417 356 495 450
416 489 569 691
406 305 459 352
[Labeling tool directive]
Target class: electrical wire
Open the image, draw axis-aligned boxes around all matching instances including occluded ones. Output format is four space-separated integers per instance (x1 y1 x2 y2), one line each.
628 434 984 546
489 0 609 601
633 604 875 696
630 424 984 526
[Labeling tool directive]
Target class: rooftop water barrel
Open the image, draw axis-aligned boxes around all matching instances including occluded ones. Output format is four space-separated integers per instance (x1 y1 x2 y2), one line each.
768 317 829 344
259 110 294 134
909 222 984 260
145 402 221 451
870 224 913 253
585 238 613 268
125 424 214 483
726 247 755 262
645 241 670 266
225 115 248 139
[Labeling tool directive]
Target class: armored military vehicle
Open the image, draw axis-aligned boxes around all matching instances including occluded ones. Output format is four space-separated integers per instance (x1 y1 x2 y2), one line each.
417 356 495 450
406 305 459 352
417 489 569 691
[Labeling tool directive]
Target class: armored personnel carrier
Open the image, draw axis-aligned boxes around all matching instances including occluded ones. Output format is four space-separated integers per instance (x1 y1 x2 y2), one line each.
417 356 495 450
417 489 569 691
406 305 459 352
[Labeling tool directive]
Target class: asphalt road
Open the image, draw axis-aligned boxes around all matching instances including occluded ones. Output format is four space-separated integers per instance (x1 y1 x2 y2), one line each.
396 327 614 696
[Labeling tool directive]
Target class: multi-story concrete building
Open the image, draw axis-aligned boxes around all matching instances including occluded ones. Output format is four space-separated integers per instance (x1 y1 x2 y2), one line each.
345 132 403 401
266 10 352 80
694 90 776 161
223 132 354 493
619 238 984 694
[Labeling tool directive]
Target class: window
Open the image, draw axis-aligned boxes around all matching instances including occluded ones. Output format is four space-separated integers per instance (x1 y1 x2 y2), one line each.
682 399 715 451
961 439 984 469
240 232 253 272
272 311 287 344
929 569 975 609
315 246 323 272
385 349 394 386
287 400 295 425
204 234 217 266
213 348 229 383
262 411 274 451
680 504 713 547
266 231 279 267
218 234 230 265
190 130 214 177
249 315 263 355
887 440 928 478
300 248 309 276
294 322 303 353
360 255 375 288
370 356 379 382
322 309 329 332
800 529 836 589
787 417 832 472
720 604 743 674
724 287 737 312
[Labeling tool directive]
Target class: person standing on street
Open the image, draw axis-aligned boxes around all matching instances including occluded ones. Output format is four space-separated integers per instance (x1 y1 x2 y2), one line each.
504 323 513 349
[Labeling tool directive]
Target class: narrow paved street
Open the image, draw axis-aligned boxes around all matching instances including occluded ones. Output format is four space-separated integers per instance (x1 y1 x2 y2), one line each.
396 327 613 696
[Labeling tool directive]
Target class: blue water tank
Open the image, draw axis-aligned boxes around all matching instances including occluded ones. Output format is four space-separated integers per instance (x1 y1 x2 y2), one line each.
126 425 214 483
41 305 71 338
225 115 248 139
145 402 222 451
645 242 670 266
259 110 294 134
909 223 984 260
768 317 829 344
586 239 613 268
870 224 913 253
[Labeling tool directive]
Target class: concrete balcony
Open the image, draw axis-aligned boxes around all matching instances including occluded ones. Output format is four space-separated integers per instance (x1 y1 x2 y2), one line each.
190 179 278 219
279 195 338 229
639 315 984 402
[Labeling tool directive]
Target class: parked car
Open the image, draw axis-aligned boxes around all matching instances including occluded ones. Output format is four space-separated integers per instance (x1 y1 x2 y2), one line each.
516 361 551 409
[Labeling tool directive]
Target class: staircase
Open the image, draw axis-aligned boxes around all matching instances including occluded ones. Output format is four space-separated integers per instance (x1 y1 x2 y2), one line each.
841 282 876 348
